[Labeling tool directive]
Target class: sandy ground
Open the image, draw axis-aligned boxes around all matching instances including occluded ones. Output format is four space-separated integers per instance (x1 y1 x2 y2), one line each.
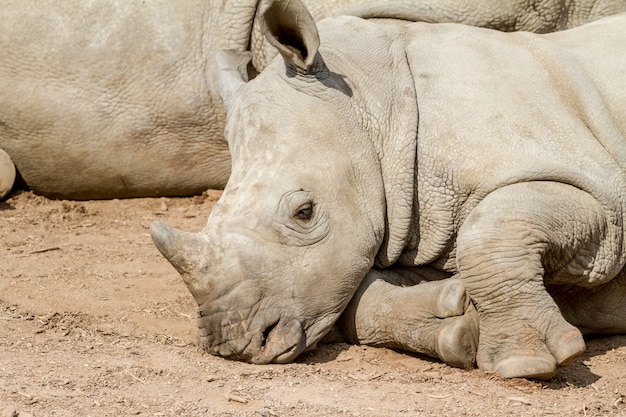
1 190 626 417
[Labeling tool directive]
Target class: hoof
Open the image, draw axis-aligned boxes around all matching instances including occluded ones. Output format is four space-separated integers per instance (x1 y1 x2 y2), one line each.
549 327 586 367
437 305 479 369
477 316 584 379
436 279 469 318
494 355 557 380
0 148 16 200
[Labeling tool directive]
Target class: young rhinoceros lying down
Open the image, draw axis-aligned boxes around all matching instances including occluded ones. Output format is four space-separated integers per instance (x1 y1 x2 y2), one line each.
151 0 626 379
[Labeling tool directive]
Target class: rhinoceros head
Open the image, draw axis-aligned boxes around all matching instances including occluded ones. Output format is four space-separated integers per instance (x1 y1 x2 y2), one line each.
151 0 418 363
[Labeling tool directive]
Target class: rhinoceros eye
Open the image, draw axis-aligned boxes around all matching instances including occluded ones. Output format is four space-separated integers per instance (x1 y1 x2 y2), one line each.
293 202 314 221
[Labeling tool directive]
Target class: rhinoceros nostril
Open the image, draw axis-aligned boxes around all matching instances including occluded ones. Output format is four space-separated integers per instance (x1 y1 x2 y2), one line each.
261 320 279 348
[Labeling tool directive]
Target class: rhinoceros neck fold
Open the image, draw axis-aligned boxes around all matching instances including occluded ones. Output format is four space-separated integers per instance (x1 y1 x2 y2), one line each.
322 20 420 268
298 17 420 268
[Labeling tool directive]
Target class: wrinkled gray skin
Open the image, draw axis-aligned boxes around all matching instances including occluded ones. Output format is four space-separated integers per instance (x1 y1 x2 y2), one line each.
1 0 625 200
152 0 626 379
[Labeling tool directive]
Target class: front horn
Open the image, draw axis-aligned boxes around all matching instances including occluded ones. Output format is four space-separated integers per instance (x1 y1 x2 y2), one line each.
150 221 212 302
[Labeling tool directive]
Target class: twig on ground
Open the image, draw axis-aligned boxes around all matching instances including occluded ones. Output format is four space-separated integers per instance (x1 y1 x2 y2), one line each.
426 394 452 399
126 370 146 385
29 246 61 254
225 392 248 404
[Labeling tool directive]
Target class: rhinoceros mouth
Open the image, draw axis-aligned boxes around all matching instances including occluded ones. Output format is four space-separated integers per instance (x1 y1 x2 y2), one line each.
252 318 307 364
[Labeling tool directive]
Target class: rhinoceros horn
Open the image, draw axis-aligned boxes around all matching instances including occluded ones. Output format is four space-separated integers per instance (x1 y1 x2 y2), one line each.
150 221 212 302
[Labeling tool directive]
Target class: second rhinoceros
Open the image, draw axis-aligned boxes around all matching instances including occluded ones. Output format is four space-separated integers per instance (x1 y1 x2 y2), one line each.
151 0 626 379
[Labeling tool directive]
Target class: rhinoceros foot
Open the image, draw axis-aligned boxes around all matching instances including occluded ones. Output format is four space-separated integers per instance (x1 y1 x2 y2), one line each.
338 272 479 369
436 303 479 370
479 316 585 379
0 148 16 200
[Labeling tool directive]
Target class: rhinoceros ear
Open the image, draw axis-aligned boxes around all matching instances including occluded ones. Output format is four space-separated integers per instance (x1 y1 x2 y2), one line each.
207 50 252 112
260 0 321 74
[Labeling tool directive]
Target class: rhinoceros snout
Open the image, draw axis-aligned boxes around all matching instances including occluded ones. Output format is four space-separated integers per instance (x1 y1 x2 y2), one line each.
196 311 307 364
151 221 309 363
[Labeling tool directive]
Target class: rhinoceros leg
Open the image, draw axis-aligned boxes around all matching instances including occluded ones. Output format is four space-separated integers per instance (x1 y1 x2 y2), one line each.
0 148 16 200
335 267 479 369
549 266 626 335
457 181 623 379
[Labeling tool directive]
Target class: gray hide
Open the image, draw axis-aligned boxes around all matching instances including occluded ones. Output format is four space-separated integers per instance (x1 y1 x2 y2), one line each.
152 0 626 379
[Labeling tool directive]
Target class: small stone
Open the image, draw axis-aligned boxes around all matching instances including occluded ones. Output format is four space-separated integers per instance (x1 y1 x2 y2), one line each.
507 396 532 406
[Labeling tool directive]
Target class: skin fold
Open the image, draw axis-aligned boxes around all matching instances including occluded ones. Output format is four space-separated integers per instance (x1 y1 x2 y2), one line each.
1 0 624 199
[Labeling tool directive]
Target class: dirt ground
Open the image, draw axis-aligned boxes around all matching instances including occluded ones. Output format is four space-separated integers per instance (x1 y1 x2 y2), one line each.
1 190 626 417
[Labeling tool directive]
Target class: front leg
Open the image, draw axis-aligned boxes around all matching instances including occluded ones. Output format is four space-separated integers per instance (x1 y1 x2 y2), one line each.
457 182 624 379
334 267 479 369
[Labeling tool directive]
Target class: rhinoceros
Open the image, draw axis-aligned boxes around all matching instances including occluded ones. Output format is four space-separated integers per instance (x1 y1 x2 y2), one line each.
1 0 625 200
151 0 626 379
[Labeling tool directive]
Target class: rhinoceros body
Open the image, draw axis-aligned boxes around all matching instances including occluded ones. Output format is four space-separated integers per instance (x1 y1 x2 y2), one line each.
1 0 625 200
152 0 626 379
